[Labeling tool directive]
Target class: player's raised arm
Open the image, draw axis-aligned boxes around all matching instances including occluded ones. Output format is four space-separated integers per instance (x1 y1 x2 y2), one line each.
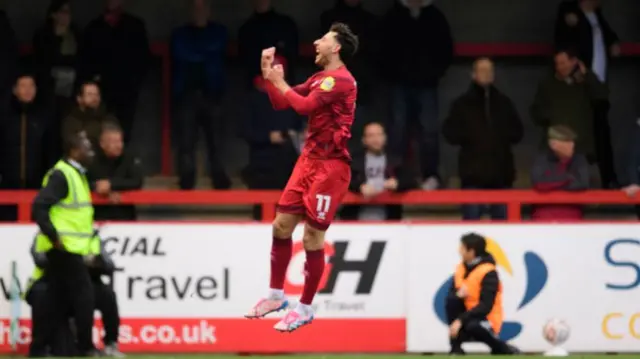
268 69 348 115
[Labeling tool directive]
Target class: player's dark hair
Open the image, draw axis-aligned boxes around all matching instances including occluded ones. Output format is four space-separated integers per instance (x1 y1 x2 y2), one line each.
461 233 487 256
330 22 359 62
64 131 86 156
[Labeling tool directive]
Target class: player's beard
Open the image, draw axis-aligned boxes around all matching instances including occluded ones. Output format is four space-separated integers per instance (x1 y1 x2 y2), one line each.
315 54 328 67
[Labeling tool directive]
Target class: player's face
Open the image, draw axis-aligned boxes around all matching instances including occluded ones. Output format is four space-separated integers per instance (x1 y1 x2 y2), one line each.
363 123 387 153
76 131 95 166
314 31 340 66
472 59 494 86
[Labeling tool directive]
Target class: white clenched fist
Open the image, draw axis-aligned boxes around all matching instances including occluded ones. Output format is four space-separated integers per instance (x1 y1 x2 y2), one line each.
261 47 275 68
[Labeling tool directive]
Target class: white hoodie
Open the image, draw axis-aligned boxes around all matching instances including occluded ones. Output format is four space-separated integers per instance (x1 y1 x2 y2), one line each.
400 0 434 18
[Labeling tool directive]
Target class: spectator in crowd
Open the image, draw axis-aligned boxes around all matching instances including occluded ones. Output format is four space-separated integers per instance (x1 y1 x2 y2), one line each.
340 122 415 220
0 9 18 110
238 0 300 209
531 48 607 181
33 0 82 162
171 0 231 190
554 0 619 188
530 125 589 221
90 123 142 221
79 0 149 143
622 118 640 218
443 58 523 220
0 74 52 221
381 0 453 190
63 81 119 147
239 0 299 88
554 0 619 82
320 0 377 151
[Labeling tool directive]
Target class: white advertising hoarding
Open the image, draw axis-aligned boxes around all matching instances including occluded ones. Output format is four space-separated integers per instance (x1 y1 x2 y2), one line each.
0 224 407 353
0 223 638 353
406 224 640 353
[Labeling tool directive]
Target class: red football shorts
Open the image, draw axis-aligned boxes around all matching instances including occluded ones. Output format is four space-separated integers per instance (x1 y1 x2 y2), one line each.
276 156 351 230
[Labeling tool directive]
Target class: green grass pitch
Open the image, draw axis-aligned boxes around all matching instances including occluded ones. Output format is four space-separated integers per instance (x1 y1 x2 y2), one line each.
112 355 639 359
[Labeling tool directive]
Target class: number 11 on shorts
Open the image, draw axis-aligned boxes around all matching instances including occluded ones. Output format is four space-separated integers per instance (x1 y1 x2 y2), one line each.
315 194 331 218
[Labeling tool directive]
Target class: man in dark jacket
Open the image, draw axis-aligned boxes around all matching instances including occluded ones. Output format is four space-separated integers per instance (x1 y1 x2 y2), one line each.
554 0 619 79
531 49 607 166
0 75 53 221
340 122 415 220
89 123 142 221
239 0 298 88
0 10 18 112
63 81 119 147
171 0 230 190
554 0 619 188
79 0 149 143
446 233 519 355
531 125 590 221
381 0 453 190
443 58 523 220
239 0 300 200
320 0 377 151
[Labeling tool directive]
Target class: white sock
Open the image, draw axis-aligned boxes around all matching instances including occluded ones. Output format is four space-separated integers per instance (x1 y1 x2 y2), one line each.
294 302 313 316
268 288 284 300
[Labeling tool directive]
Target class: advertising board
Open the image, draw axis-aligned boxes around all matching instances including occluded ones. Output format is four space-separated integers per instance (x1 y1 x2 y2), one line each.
0 224 406 353
406 224 640 353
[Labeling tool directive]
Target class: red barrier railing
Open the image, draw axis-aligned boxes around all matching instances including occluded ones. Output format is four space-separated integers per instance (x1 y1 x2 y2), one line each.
1 190 639 223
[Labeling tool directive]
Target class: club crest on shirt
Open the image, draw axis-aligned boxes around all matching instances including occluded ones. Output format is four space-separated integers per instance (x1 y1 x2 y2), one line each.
320 76 335 91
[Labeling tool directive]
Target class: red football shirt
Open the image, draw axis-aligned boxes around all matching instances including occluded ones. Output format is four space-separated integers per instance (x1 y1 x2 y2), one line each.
265 66 357 162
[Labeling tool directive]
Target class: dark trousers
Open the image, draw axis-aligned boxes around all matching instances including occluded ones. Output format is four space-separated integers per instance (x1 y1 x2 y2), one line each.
93 279 120 345
593 100 617 188
27 280 77 357
461 183 510 220
388 85 440 179
445 295 513 355
45 249 95 353
175 92 230 190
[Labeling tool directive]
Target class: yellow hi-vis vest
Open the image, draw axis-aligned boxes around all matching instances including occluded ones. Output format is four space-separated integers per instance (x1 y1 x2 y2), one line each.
35 160 95 255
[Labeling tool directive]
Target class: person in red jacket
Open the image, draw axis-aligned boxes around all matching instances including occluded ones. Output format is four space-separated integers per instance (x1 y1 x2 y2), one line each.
530 125 590 220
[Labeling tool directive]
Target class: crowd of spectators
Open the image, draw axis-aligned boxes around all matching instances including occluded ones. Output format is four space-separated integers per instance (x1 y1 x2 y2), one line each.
0 0 637 222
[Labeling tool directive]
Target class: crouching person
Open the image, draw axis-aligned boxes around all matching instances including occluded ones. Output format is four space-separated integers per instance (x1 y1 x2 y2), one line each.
446 233 519 355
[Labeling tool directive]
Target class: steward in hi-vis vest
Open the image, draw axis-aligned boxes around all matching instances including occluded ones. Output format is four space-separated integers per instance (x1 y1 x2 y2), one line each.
446 233 520 355
29 131 98 357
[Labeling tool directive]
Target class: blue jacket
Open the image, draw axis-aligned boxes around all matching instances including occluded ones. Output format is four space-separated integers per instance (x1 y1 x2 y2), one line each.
171 22 227 98
629 120 640 185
